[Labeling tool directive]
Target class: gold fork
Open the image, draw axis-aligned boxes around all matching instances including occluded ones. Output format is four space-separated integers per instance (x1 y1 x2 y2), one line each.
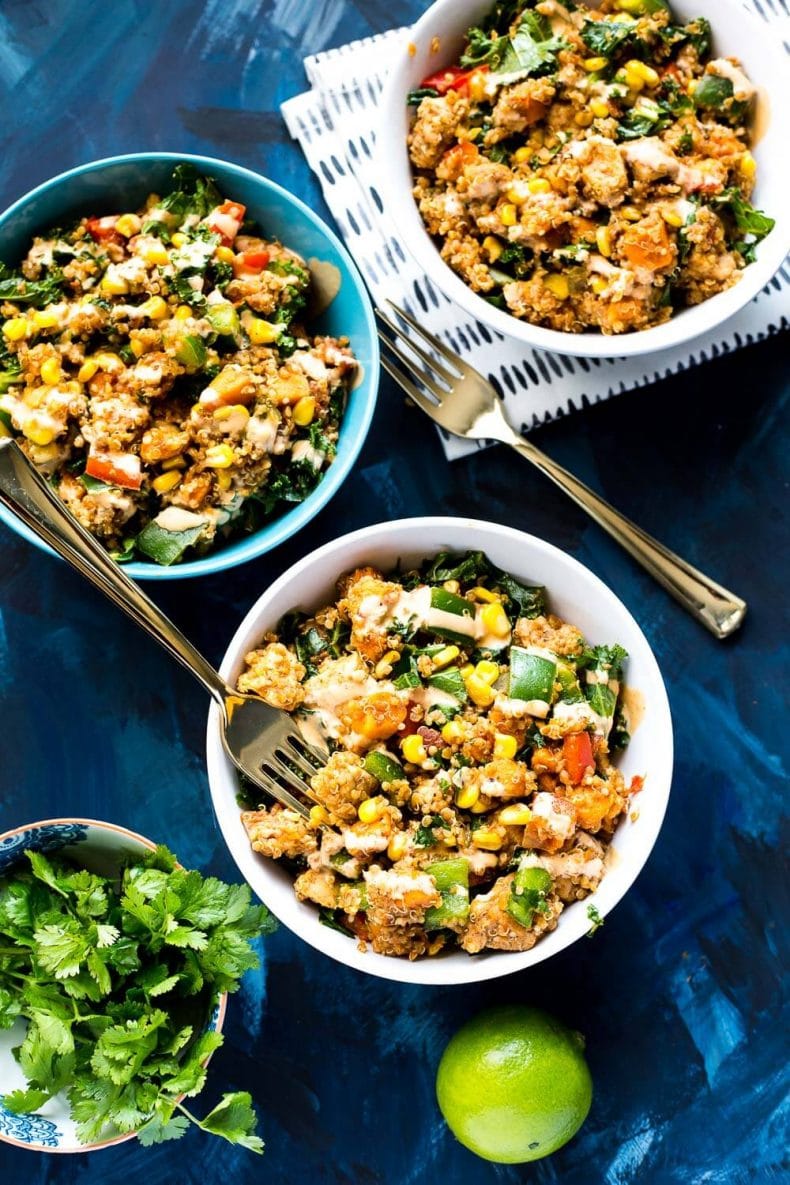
377 301 746 640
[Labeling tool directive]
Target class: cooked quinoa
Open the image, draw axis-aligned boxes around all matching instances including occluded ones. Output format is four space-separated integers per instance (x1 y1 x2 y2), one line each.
407 0 774 335
239 550 643 960
0 165 356 565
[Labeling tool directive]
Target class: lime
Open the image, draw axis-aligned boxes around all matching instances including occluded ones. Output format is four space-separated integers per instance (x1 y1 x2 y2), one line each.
435 1004 592 1164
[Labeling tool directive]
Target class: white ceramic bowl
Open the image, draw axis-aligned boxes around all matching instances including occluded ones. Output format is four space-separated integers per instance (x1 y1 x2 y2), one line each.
0 818 226 1153
378 0 790 358
207 517 673 985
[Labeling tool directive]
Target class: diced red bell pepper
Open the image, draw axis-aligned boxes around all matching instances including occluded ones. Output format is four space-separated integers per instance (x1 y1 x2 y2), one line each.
421 64 485 96
563 732 595 784
205 200 247 247
439 139 479 180
232 248 270 276
85 452 142 491
629 774 645 796
85 215 122 245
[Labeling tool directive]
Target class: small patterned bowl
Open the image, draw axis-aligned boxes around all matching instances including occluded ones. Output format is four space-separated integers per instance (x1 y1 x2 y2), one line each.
0 818 227 1154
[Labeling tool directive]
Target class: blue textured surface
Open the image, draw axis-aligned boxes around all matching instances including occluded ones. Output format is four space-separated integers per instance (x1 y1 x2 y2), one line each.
0 2 788 1182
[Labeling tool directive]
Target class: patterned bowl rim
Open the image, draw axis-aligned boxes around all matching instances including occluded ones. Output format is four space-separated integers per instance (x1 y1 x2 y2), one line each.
0 817 228 1154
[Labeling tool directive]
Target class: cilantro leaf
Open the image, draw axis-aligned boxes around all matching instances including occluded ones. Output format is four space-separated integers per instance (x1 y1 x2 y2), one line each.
197 1091 265 1154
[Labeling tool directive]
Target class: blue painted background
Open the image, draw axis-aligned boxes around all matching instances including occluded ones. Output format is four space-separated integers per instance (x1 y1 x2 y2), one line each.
0 2 787 1182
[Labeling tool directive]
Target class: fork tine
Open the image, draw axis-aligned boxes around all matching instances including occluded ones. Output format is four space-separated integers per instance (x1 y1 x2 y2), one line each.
385 300 473 374
378 330 449 404
234 756 310 817
264 749 313 793
278 738 319 782
379 351 445 421
287 732 326 770
375 307 458 388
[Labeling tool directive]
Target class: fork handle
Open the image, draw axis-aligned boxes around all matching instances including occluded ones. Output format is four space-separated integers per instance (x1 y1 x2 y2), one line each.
508 435 746 639
0 438 233 702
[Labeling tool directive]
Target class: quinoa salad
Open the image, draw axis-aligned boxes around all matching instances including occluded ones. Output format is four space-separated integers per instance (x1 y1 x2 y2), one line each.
0 165 356 565
407 0 775 335
238 551 643 960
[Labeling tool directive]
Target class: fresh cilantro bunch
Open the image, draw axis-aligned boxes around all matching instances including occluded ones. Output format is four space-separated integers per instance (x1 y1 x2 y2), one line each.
0 845 276 1152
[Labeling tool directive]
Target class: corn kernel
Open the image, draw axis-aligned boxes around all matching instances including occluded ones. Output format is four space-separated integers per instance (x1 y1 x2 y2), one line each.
544 274 570 301
596 225 613 258
292 395 316 426
615 0 646 11
115 213 142 238
661 208 684 229
161 455 186 471
507 184 529 206
216 245 236 264
77 358 99 382
101 271 130 296
591 276 608 295
205 443 235 469
39 357 62 386
468 69 488 103
152 470 182 493
374 649 401 679
499 203 518 227
583 57 607 73
575 110 594 128
33 308 59 330
463 126 482 141
140 295 169 321
216 469 233 492
95 352 122 372
472 829 503 851
627 59 660 87
475 660 500 685
309 804 329 827
358 795 387 824
590 99 610 119
246 317 281 345
459 663 474 679
129 338 146 357
528 177 551 194
513 146 532 163
455 783 480 811
443 579 460 594
401 734 427 765
174 304 193 320
433 645 460 670
493 733 519 761
144 244 169 266
624 63 646 92
466 673 496 708
213 403 250 426
499 803 533 826
3 318 28 342
480 602 511 639
387 832 408 861
23 419 56 446
621 205 642 222
170 231 188 248
442 719 466 744
482 235 503 263
740 151 756 179
470 586 498 603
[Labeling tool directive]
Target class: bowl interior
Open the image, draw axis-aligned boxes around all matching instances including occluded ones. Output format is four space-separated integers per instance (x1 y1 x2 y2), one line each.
378 0 790 358
0 153 378 579
207 517 673 986
0 819 223 1153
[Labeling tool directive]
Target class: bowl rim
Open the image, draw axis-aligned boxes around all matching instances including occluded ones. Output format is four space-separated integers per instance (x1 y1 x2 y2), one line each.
0 151 379 580
206 515 674 986
0 816 228 1154
377 0 790 359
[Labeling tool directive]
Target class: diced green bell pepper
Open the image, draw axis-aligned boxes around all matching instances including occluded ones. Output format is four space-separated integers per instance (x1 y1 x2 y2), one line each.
136 520 206 566
425 858 470 931
175 333 207 371
509 647 557 704
206 302 240 337
556 662 584 704
693 75 733 110
363 751 405 786
506 865 552 929
426 587 477 644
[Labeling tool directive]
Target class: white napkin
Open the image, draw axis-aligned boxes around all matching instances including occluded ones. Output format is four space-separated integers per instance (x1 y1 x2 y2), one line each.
282 7 790 459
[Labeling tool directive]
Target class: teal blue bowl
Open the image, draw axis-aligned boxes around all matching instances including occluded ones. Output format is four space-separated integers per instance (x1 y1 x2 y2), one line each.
0 153 378 580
